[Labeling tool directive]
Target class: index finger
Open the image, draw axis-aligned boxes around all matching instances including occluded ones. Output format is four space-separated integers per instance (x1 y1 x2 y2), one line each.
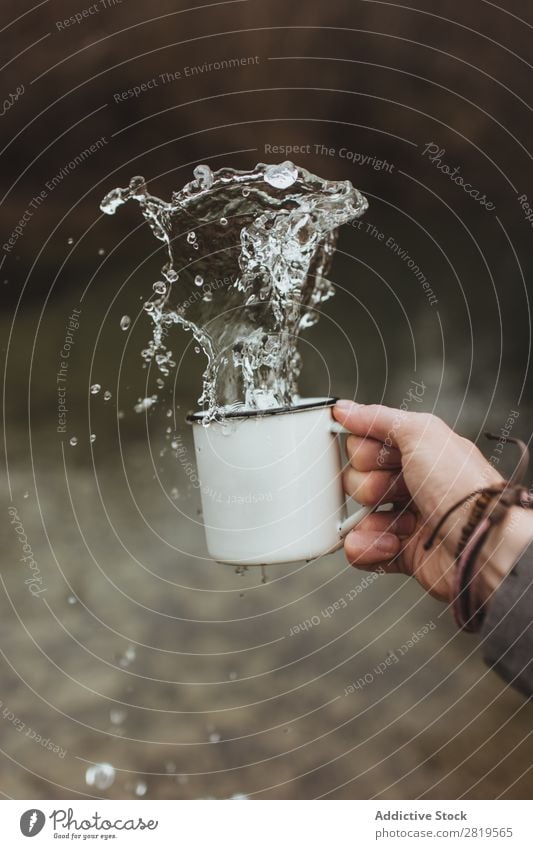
334 401 408 449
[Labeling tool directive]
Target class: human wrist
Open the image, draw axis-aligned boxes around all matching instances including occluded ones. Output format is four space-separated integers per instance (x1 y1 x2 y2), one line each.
477 507 533 602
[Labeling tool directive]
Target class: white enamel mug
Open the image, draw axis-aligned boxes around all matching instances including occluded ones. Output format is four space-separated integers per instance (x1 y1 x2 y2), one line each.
187 397 379 565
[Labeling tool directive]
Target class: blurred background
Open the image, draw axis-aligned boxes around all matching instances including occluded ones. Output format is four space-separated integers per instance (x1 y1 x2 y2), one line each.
1 0 532 800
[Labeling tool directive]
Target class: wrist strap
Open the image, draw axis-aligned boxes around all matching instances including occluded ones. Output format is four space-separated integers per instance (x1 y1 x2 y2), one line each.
424 433 533 632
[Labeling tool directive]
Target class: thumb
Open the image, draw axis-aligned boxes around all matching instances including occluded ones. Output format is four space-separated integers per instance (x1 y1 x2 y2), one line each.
333 400 434 452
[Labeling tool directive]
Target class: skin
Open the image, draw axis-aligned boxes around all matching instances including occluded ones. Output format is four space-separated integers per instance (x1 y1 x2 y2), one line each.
333 401 533 605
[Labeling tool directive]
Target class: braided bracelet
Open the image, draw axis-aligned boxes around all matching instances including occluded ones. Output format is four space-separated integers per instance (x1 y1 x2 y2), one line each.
424 433 533 632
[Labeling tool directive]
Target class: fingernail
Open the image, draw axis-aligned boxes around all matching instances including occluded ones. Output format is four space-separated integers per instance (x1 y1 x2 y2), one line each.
375 533 400 556
335 400 360 412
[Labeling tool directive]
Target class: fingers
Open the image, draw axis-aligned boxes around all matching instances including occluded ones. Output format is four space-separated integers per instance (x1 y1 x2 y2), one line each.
356 509 417 536
333 400 448 452
343 466 410 505
344 530 401 565
344 510 416 570
346 435 402 471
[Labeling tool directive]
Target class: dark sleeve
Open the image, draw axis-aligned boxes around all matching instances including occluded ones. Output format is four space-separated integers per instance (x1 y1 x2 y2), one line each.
480 541 533 699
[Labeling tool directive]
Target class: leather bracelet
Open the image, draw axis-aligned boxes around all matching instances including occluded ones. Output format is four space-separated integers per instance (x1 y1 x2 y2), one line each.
424 433 533 632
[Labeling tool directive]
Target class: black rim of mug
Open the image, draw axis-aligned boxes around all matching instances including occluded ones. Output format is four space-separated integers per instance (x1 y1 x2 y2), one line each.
186 396 338 424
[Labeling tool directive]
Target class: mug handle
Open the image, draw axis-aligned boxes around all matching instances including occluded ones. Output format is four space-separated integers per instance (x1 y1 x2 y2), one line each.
330 422 394 543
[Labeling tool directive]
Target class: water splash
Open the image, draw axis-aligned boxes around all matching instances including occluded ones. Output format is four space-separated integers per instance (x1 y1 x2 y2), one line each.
101 162 367 419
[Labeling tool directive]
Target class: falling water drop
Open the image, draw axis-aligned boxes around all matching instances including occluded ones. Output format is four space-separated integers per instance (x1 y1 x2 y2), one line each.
103 390 112 401
90 384 101 395
85 763 115 790
194 274 203 287
69 436 78 447
134 396 156 413
120 315 131 331
110 709 127 726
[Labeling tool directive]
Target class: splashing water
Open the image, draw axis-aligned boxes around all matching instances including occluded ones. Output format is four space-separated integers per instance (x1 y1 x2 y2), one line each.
101 162 368 419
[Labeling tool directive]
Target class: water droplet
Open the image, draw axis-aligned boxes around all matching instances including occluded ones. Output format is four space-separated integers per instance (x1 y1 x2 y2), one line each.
135 781 148 796
194 274 203 287
69 436 78 446
90 434 96 443
90 383 101 395
67 237 74 245
120 315 131 331
194 346 201 354
85 763 115 790
230 793 248 800
23 491 29 499
103 390 112 401
134 396 156 413
110 709 127 726
264 161 298 189
209 732 221 743
187 231 196 244
118 644 136 668
193 164 214 190
153 280 167 295
242 187 250 197
67 595 77 605
220 217 228 226
228 671 237 680
165 761 176 774
98 247 106 256
202 290 213 302
170 487 179 500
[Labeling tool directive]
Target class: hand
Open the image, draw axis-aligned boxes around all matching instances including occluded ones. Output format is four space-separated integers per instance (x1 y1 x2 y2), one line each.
333 401 533 603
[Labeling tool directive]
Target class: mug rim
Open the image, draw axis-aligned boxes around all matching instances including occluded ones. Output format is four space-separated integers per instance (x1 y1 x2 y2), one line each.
186 396 337 424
